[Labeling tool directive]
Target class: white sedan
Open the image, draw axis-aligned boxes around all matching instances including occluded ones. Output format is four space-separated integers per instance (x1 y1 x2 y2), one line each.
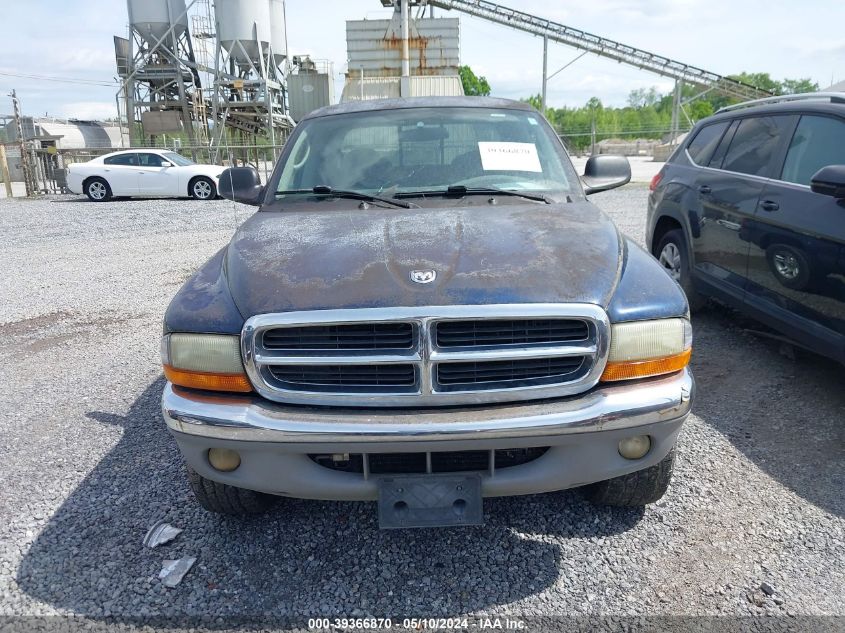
67 150 227 201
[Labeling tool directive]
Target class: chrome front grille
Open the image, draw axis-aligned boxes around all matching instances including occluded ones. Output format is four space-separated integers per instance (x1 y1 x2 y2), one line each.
241 304 610 407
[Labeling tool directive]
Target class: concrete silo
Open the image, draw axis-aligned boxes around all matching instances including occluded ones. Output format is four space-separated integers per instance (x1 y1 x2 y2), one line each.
121 0 206 152
215 0 272 66
210 0 293 160
269 0 289 67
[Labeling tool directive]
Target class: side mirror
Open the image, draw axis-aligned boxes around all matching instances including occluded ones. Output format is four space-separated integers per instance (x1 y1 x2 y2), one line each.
219 167 264 206
810 165 845 199
581 155 631 195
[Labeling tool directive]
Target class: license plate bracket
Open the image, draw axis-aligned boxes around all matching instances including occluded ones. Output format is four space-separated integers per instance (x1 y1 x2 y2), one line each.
378 473 483 529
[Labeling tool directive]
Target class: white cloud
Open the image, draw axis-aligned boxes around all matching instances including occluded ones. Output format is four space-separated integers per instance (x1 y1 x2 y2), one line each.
46 48 117 73
57 101 119 121
1 0 842 116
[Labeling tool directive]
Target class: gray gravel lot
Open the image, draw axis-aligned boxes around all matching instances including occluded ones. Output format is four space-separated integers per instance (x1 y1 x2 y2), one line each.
0 186 842 623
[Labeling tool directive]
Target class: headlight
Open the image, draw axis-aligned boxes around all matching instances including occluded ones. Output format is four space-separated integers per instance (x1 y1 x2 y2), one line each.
600 318 692 382
161 333 252 392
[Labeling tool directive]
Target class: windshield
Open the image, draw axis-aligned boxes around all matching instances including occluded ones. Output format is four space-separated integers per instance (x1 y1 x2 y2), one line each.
163 152 194 166
274 107 577 200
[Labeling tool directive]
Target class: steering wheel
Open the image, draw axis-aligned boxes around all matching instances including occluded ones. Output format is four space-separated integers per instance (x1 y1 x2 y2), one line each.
291 141 311 169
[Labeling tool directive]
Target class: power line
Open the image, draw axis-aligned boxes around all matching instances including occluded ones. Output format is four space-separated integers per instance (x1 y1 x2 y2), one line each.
0 70 115 87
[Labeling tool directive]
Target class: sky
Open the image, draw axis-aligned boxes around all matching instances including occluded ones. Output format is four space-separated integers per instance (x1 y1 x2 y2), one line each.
0 0 843 121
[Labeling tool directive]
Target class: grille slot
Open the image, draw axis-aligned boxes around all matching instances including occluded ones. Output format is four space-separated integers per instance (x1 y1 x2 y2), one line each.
436 356 585 387
309 448 550 474
263 322 413 351
268 364 416 391
436 319 588 348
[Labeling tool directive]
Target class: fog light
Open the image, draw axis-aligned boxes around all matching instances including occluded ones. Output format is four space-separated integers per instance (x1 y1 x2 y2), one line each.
208 448 241 472
618 435 651 460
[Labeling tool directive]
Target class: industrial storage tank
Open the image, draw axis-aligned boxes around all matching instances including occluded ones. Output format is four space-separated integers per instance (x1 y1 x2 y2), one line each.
127 0 188 44
216 0 272 64
288 62 334 122
268 0 288 66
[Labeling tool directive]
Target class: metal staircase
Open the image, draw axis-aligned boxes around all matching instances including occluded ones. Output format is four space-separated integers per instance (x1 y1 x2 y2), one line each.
429 0 773 100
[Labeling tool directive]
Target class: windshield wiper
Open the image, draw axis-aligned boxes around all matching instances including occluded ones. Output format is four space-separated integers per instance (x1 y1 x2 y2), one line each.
275 186 412 209
395 185 553 204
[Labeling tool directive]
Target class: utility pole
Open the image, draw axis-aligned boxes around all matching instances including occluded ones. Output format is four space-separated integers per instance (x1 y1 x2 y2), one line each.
0 144 13 198
399 0 411 98
10 90 36 196
670 79 683 146
541 35 548 114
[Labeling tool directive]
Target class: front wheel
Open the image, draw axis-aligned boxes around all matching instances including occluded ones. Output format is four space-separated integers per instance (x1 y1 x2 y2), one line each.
190 176 216 200
186 466 276 515
85 177 112 202
656 229 705 312
586 448 676 506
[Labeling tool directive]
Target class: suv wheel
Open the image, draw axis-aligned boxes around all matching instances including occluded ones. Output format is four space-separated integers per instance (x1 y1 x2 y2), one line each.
187 466 277 515
766 244 813 290
586 448 675 506
657 229 705 312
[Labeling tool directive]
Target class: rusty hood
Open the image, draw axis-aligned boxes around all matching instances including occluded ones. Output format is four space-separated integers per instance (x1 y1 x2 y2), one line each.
224 201 623 315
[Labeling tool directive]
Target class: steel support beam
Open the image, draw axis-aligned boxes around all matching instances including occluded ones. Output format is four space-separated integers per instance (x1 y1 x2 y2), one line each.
430 0 773 101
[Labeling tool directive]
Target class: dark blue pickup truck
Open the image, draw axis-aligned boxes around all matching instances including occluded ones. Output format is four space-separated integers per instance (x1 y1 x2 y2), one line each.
160 97 693 528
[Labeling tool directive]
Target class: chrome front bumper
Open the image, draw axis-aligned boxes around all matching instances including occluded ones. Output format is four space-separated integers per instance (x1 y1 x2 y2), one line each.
162 370 693 500
163 369 692 444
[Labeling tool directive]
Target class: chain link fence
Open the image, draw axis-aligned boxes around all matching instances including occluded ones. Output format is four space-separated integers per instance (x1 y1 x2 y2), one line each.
1 139 288 196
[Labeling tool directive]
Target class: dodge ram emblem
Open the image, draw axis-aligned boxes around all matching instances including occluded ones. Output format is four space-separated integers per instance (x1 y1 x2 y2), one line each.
410 269 437 284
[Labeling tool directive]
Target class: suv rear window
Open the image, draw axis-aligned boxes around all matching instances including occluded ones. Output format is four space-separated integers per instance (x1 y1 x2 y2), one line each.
707 120 739 169
685 122 729 166
781 115 845 186
720 116 793 177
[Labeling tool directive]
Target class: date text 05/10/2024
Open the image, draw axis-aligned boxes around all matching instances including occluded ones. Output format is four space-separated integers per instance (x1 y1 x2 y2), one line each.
307 617 527 630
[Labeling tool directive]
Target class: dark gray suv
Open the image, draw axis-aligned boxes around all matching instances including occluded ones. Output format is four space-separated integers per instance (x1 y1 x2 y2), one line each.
647 93 845 362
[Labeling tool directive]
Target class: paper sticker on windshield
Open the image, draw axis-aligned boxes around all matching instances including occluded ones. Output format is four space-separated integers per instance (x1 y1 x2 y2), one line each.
478 142 542 172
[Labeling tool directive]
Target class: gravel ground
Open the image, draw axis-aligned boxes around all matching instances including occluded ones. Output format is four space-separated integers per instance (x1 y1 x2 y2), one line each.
0 187 842 626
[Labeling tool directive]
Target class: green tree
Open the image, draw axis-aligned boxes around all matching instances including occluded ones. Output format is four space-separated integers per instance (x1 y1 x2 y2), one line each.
586 96 604 112
781 78 819 94
524 71 819 154
729 72 783 94
523 94 543 111
627 87 660 108
688 100 714 121
459 65 491 96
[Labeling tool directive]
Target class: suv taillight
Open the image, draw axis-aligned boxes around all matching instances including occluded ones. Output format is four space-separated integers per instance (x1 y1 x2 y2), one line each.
649 172 663 192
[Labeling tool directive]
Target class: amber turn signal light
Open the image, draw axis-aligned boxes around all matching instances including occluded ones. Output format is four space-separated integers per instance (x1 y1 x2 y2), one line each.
600 348 691 382
163 365 253 393
161 333 252 393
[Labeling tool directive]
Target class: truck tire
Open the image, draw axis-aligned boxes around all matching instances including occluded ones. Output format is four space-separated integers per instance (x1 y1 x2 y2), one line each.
586 448 675 506
186 466 276 515
656 230 705 312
